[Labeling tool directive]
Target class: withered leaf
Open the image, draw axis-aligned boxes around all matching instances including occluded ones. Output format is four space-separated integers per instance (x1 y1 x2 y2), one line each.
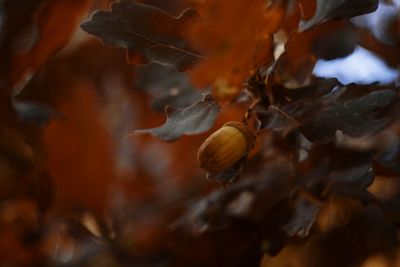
301 89 397 143
322 162 375 203
272 78 339 102
176 161 294 234
311 26 358 60
133 95 219 142
258 106 300 136
81 0 203 71
328 163 374 189
259 88 397 144
7 0 93 87
299 145 375 205
299 0 378 31
135 63 204 112
283 197 319 237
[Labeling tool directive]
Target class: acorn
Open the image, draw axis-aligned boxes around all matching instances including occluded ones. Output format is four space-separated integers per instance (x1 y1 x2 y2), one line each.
197 121 255 173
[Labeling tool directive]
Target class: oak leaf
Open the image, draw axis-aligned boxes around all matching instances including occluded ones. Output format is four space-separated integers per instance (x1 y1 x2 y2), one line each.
81 0 203 71
187 0 285 100
299 0 378 31
259 87 397 144
135 63 204 112
133 95 219 142
10 0 93 88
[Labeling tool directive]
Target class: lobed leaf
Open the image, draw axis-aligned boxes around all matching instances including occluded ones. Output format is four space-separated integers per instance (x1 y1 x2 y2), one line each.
81 0 203 71
299 0 378 31
8 0 93 89
301 89 397 143
135 63 204 112
298 145 376 201
188 0 285 100
259 87 398 144
176 161 294 235
133 95 220 142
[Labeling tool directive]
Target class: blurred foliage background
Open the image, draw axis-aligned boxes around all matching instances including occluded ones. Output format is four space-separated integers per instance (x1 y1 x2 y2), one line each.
1 0 400 267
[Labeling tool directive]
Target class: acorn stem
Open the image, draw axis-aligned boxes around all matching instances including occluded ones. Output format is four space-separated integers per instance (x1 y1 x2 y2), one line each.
242 97 261 123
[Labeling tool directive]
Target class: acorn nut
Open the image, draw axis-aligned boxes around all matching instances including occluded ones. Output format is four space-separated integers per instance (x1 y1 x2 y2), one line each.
197 121 255 173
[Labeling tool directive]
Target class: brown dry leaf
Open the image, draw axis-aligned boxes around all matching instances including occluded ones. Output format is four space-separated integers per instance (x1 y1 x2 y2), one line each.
299 0 378 31
81 0 203 71
187 0 285 101
274 21 352 88
10 0 93 87
44 85 115 215
359 27 400 68
133 94 220 142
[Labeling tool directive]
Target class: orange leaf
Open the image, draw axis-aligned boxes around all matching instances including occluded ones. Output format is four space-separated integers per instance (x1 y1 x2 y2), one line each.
187 0 285 101
11 0 93 87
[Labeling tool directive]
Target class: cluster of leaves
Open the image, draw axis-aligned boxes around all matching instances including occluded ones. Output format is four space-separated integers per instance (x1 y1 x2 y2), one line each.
1 0 400 266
